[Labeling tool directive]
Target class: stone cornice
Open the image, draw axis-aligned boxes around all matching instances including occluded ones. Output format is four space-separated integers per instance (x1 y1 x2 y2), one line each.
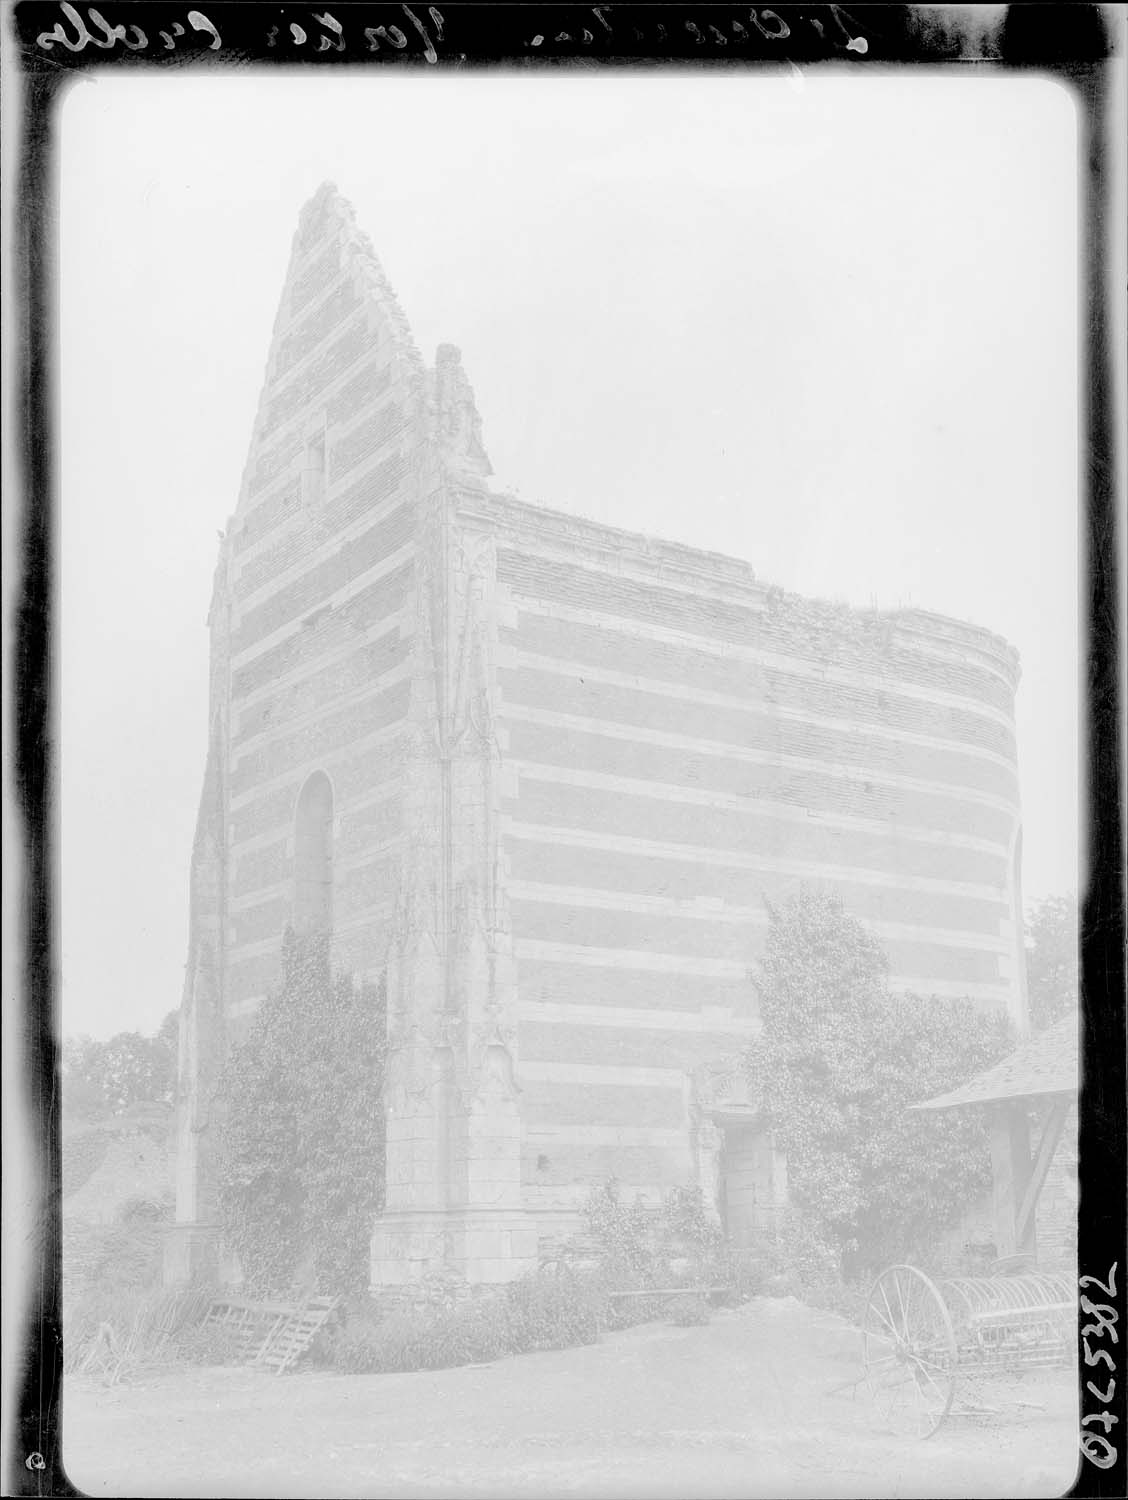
456 486 1022 692
455 488 770 608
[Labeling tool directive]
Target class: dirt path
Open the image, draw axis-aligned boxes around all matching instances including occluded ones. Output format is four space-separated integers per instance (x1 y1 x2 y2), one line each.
62 1297 1079 1498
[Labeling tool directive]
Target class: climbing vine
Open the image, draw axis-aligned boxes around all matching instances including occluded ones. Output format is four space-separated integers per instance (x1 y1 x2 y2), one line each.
746 889 1014 1279
214 930 386 1297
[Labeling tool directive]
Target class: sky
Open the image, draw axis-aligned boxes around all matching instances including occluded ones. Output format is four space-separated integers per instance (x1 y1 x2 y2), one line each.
57 67 1080 1039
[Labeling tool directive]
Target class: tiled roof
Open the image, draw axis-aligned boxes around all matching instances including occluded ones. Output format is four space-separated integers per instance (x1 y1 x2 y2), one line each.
911 1012 1078 1110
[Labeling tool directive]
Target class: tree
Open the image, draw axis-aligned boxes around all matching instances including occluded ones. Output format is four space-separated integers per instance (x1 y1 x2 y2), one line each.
214 930 386 1298
61 1037 108 1120
62 1011 179 1118
157 1006 180 1053
746 889 1013 1279
1025 893 1078 1033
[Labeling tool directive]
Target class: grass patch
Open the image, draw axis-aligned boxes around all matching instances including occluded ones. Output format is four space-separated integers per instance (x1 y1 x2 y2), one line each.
64 1284 214 1384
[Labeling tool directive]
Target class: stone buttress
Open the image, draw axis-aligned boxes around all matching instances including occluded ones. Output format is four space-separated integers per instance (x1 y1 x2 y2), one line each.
372 349 536 1284
168 183 535 1287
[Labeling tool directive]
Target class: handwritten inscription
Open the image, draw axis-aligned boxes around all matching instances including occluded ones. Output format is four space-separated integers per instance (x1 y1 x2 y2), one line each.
265 6 445 62
528 6 869 55
33 4 870 64
35 3 448 61
1079 1262 1119 1471
37 3 221 51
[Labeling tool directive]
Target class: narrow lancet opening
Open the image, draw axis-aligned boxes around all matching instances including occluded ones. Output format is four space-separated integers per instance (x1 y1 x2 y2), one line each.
294 771 334 936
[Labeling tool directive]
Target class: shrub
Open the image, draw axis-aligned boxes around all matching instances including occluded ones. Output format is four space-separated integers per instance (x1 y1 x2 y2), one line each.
214 930 386 1299
398 1267 473 1316
91 1222 166 1291
581 1179 660 1287
325 1269 608 1375
604 1293 671 1331
555 1181 740 1332
746 890 1014 1281
321 1233 732 1377
330 1301 507 1374
739 1214 867 1322
503 1269 605 1350
655 1186 726 1285
1025 893 1078 1033
575 1180 728 1307
171 1320 242 1367
64 1284 212 1383
667 1291 711 1327
711 1242 779 1305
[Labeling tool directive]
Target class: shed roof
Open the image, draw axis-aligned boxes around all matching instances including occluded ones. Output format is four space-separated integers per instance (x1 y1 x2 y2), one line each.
911 1013 1078 1111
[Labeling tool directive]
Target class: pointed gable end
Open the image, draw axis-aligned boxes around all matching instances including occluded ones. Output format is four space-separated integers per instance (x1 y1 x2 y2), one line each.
230 183 429 589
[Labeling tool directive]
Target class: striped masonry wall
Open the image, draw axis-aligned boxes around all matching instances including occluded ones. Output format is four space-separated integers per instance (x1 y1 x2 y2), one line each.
181 185 1031 1281
483 503 1025 1221
218 186 428 1039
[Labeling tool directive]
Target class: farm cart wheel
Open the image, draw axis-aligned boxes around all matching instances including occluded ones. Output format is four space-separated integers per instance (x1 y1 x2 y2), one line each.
863 1264 958 1439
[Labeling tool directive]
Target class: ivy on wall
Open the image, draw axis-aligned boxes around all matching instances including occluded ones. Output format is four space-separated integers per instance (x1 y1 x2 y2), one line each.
746 889 1014 1279
214 930 386 1297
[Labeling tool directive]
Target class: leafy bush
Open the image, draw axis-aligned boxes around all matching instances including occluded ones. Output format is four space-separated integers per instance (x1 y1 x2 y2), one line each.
580 1179 659 1287
70 1221 165 1294
604 1294 671 1331
708 1252 763 1305
727 1216 867 1321
340 1301 513 1373
503 1268 605 1350
746 889 1014 1281
170 1320 244 1367
551 1180 737 1331
388 1267 473 1317
325 1269 607 1374
1025 893 1078 1032
318 1190 727 1376
578 1180 726 1294
667 1291 711 1327
214 930 386 1298
655 1186 726 1284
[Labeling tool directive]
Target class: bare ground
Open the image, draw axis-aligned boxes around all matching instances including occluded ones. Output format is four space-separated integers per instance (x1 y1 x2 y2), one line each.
62 1296 1079 1499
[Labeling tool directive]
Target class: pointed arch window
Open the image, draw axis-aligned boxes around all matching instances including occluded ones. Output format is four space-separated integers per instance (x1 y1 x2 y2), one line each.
294 771 334 935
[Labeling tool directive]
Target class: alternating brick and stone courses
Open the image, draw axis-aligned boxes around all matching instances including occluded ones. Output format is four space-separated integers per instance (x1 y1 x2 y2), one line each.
170 183 1031 1292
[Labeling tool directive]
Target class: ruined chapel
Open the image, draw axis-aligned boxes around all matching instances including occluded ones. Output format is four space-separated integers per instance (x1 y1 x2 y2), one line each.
171 183 1029 1289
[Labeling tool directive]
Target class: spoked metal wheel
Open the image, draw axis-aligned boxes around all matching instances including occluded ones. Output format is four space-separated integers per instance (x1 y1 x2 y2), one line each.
863 1264 958 1439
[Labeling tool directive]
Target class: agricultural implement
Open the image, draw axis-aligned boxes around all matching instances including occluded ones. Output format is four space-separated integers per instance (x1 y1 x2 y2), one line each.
861 1260 1074 1437
862 1014 1078 1437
